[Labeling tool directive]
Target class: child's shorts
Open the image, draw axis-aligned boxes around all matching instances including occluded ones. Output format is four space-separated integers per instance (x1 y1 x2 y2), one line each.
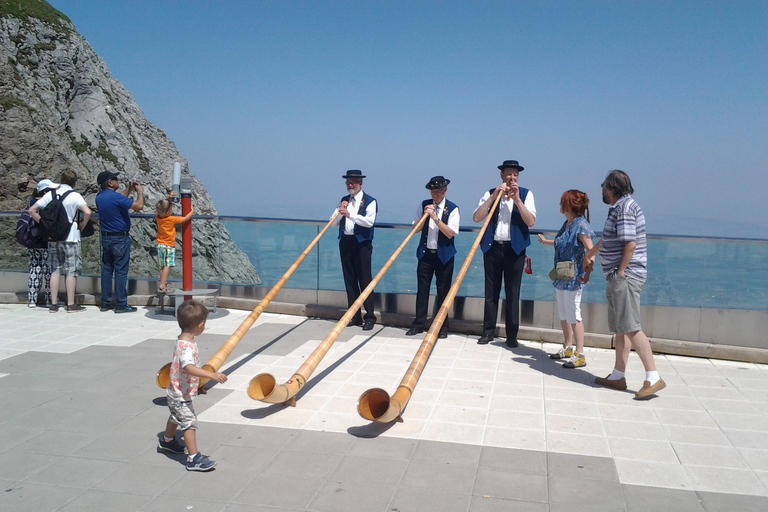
157 244 175 267
167 397 197 430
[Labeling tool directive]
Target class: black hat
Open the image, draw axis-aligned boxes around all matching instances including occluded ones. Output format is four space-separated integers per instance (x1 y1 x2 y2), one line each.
425 176 450 189
97 171 120 186
497 160 524 172
342 170 366 179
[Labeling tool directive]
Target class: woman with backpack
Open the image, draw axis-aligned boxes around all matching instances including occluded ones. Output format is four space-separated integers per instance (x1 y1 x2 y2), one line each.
25 179 56 308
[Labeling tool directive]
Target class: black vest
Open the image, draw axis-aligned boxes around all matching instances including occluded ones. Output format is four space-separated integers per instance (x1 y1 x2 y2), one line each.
417 199 458 264
338 192 377 242
480 187 530 254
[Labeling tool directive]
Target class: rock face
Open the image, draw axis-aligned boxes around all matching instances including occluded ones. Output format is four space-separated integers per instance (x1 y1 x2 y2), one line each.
0 1 259 285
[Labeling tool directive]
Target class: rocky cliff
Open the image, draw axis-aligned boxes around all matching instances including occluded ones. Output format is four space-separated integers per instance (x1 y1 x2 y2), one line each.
0 0 259 284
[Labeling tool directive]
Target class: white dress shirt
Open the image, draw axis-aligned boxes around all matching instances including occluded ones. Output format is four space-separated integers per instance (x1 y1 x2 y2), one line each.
413 198 460 249
331 189 377 234
475 189 536 241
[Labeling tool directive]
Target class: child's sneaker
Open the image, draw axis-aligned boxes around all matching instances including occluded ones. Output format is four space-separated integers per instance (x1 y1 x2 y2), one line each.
186 453 216 472
549 345 574 360
157 437 186 454
563 352 586 368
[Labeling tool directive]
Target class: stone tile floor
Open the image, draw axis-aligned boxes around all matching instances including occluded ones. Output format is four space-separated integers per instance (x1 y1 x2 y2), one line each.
0 303 767 511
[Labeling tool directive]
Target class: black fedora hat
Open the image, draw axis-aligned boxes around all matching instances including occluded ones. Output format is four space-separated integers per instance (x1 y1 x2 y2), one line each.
497 160 524 172
342 170 366 179
425 176 450 189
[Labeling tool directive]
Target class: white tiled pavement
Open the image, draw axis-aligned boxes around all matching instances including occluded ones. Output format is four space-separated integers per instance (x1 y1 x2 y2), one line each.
2 303 768 499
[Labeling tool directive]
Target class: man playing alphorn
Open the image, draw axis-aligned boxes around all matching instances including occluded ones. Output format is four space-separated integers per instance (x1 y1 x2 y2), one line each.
406 176 460 339
473 160 536 347
332 170 378 330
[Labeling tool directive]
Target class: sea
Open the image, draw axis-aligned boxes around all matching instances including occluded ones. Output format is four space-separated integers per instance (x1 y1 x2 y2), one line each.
223 219 768 311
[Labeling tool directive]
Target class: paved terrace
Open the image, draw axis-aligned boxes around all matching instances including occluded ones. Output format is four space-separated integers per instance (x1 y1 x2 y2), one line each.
1 303 767 512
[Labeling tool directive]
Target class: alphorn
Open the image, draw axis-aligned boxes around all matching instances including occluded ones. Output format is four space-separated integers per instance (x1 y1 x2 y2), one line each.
248 212 430 405
155 212 342 389
358 191 504 423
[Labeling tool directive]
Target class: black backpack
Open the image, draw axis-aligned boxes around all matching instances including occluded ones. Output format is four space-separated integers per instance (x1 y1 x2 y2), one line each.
39 188 75 242
16 210 42 248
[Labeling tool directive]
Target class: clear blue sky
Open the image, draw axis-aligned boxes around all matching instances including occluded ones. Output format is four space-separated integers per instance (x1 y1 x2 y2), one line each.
49 0 767 238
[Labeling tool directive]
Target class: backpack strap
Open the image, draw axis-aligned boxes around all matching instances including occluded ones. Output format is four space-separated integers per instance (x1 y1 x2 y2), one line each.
57 189 76 224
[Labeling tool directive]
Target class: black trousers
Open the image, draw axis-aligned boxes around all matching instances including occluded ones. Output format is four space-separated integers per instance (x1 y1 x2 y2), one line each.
483 242 526 340
412 251 454 332
339 236 375 323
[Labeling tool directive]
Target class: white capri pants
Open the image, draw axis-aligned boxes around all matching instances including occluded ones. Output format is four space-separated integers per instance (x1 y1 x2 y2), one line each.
555 288 583 324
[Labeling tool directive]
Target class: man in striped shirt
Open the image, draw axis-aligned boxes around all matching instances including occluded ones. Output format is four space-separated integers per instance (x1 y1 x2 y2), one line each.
584 170 665 400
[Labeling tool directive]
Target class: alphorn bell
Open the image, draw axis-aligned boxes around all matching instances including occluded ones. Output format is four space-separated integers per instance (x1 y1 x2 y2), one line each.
248 212 430 405
358 191 504 423
155 212 342 389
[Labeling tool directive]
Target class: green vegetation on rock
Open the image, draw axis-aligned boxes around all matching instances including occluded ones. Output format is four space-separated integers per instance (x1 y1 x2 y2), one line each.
0 95 32 112
0 0 71 31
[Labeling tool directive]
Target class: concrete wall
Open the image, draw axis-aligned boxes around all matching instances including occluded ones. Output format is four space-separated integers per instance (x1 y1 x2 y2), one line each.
2 271 766 363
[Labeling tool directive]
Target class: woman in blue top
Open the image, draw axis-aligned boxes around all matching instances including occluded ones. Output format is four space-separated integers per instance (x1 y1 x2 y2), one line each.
538 190 594 368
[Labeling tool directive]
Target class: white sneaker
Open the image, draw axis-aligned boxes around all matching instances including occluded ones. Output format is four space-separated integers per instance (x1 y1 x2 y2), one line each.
550 345 574 360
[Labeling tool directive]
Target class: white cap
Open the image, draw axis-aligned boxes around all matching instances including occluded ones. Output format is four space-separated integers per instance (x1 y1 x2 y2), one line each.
36 179 57 192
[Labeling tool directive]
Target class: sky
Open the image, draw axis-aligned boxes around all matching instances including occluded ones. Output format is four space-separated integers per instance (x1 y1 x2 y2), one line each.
48 0 767 239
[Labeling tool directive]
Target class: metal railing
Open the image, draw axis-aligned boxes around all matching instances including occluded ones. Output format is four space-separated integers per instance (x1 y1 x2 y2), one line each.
1 212 766 310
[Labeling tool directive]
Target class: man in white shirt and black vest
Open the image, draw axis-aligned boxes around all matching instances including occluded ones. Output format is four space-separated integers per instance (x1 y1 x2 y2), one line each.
406 176 460 339
332 170 378 330
473 160 536 347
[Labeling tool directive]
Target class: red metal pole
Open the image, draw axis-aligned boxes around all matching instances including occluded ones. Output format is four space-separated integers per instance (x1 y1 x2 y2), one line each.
180 178 193 300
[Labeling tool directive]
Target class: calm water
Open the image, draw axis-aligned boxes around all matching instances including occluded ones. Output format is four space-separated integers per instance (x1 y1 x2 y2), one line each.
223 219 768 311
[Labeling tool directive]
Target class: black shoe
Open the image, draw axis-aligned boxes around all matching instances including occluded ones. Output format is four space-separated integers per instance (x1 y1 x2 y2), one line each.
477 334 493 345
362 320 375 331
114 305 138 314
100 303 113 312
348 318 363 327
438 331 448 339
405 327 423 336
506 338 519 348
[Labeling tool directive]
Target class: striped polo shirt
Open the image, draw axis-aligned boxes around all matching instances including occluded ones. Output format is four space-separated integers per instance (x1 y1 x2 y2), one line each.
599 195 647 282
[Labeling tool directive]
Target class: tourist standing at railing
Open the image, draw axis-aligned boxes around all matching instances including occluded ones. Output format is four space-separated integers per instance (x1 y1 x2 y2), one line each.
538 189 594 368
406 176 460 339
584 170 665 399
24 179 57 308
473 160 536 348
331 170 378 330
95 171 144 314
28 171 92 312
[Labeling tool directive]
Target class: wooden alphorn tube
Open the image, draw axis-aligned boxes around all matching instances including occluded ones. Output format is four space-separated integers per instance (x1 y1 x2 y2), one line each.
248 212 430 405
358 191 503 423
155 212 341 388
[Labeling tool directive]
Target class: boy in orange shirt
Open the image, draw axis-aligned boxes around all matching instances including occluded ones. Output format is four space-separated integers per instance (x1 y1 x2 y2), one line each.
156 192 193 293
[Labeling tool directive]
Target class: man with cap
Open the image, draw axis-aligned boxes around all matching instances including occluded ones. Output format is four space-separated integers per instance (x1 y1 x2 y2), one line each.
331 170 378 330
473 160 536 347
406 176 460 339
95 171 144 313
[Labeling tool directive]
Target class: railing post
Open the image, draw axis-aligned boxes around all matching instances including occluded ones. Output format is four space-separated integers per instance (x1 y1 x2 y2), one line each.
180 177 193 301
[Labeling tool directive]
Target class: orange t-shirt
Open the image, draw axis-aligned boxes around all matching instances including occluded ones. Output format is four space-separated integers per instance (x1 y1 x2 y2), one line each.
156 215 184 246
